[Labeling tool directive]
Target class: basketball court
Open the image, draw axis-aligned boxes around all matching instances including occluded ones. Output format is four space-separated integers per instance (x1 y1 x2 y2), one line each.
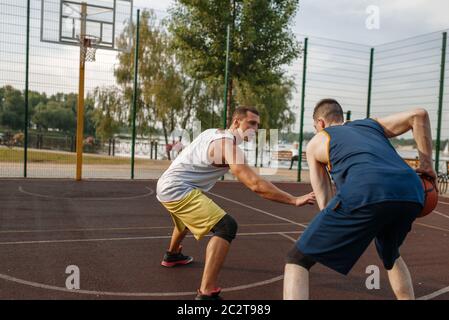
0 179 447 300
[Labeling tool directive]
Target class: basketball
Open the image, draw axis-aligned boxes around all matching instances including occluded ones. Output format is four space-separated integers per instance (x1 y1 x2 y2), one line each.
418 175 438 218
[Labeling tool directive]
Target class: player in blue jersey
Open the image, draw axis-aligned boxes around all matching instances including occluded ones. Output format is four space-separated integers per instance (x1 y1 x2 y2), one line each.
283 99 437 300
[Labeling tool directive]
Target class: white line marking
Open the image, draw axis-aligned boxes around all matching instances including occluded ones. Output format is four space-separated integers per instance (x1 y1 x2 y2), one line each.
434 210 449 220
278 233 298 243
0 272 283 297
0 223 295 234
18 186 154 201
0 231 303 246
207 191 309 228
417 286 449 300
414 222 449 233
438 200 449 205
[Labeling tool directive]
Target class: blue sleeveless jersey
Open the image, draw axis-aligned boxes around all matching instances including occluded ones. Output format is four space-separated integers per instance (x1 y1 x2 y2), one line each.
323 118 424 211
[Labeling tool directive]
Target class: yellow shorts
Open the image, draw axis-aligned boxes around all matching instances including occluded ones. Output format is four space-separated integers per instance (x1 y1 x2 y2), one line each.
161 189 226 240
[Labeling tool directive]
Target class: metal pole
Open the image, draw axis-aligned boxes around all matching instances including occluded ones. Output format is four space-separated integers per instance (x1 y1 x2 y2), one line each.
222 24 231 129
346 110 351 121
24 0 30 178
366 48 374 118
297 38 308 182
436 32 447 173
75 3 87 181
131 9 140 179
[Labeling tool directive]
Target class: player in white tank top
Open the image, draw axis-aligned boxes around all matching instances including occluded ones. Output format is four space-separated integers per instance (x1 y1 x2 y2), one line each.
156 107 315 300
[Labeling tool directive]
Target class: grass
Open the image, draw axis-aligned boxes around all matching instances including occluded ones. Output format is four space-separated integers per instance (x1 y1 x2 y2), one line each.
0 147 161 165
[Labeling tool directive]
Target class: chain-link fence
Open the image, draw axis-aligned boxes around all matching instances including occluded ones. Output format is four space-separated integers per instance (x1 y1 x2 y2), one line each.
1 1 448 181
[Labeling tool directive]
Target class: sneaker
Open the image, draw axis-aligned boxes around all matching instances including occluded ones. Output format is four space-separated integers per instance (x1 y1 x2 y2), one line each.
161 250 193 267
195 288 223 300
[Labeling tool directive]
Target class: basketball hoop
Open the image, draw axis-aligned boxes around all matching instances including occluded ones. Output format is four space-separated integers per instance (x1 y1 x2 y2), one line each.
80 35 99 62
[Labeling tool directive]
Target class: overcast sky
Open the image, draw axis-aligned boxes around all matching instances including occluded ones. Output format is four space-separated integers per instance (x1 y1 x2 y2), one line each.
138 0 449 45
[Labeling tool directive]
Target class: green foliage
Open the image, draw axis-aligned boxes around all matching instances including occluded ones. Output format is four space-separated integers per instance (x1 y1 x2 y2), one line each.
91 86 125 141
169 0 300 86
236 77 296 130
0 85 25 130
169 0 300 126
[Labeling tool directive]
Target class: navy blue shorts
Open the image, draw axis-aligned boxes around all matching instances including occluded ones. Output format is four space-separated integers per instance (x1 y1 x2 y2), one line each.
297 199 422 275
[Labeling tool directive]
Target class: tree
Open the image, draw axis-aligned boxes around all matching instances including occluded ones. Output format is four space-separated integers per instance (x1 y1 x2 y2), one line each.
115 9 161 138
91 86 124 142
0 85 25 130
115 10 193 159
31 101 76 133
169 0 300 126
236 77 296 131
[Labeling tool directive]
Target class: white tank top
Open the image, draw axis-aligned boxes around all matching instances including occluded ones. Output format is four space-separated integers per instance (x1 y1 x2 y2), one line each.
156 129 235 202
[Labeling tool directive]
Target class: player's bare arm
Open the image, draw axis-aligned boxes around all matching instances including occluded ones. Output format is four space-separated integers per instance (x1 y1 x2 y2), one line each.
306 132 334 210
374 109 436 181
210 138 315 207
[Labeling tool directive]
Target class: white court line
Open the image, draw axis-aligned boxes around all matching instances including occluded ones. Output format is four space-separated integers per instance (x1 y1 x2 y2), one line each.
0 230 303 246
0 272 284 297
278 233 298 243
438 200 449 205
0 231 300 297
417 286 449 300
18 186 154 201
414 222 449 233
207 191 308 228
0 223 293 234
434 210 449 220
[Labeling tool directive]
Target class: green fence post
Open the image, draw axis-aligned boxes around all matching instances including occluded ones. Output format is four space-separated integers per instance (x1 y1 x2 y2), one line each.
366 48 374 118
131 9 140 179
24 0 31 177
222 24 231 130
436 32 447 173
297 37 308 182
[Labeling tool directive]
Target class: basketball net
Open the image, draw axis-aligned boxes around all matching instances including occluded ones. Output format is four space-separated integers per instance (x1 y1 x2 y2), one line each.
80 35 98 62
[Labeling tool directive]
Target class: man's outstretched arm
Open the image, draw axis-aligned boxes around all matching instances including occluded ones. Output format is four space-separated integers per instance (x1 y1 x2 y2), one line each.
220 139 315 207
374 108 435 180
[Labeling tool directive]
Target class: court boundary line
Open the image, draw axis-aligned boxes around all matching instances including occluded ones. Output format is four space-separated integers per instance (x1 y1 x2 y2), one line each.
0 230 304 246
433 210 449 220
18 186 154 201
0 222 296 234
417 286 449 300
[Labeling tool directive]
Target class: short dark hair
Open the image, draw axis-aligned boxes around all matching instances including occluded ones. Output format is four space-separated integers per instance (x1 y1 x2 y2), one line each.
313 99 344 123
232 106 259 121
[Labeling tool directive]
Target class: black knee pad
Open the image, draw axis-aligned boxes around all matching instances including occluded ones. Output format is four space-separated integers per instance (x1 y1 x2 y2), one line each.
285 246 316 270
211 214 238 243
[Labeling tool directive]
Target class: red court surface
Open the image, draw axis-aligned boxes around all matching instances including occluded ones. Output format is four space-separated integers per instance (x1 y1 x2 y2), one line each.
0 179 447 300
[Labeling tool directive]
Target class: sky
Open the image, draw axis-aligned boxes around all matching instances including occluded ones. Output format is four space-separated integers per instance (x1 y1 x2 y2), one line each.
138 0 449 45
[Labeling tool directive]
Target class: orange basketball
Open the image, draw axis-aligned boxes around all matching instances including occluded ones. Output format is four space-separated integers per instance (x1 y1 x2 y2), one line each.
417 175 438 218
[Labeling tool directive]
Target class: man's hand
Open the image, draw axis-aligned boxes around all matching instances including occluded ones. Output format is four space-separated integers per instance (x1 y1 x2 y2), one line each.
415 166 439 192
294 192 316 207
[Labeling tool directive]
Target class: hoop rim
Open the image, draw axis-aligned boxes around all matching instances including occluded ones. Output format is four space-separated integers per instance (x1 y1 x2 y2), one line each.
79 34 101 47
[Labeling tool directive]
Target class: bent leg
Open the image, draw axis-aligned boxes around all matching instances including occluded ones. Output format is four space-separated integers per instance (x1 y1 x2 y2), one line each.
387 256 415 300
283 246 315 300
284 264 310 300
199 214 238 295
200 236 230 294
167 227 189 253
